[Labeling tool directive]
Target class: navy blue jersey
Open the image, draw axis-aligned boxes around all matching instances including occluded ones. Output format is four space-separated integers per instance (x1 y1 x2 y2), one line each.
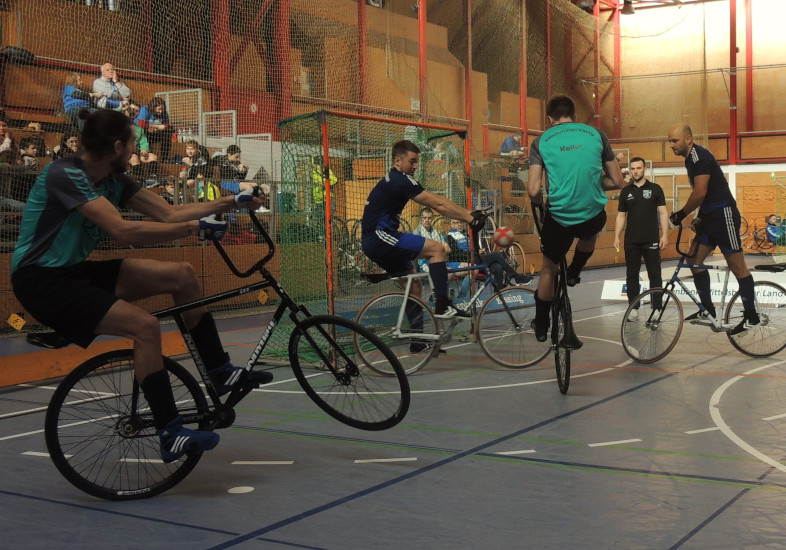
685 144 736 215
361 167 424 236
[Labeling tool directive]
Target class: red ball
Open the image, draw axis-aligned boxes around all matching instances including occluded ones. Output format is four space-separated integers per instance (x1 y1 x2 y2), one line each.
493 226 515 248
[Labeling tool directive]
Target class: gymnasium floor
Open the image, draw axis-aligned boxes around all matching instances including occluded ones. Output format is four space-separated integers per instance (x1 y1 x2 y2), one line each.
2 259 786 549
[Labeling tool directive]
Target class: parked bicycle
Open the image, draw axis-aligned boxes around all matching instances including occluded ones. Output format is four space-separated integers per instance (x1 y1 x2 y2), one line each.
44 209 409 500
620 223 786 363
746 224 775 253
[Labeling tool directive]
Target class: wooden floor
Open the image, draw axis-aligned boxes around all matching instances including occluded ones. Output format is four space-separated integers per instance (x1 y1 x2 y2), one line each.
2 260 786 549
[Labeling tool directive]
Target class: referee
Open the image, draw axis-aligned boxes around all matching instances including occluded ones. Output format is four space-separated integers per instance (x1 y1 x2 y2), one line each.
613 157 669 320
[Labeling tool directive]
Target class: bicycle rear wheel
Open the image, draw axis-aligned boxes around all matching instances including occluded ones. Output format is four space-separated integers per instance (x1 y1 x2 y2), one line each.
355 291 439 375
44 351 209 501
476 287 549 367
504 242 527 275
289 314 410 431
621 288 683 363
553 299 571 395
725 281 786 357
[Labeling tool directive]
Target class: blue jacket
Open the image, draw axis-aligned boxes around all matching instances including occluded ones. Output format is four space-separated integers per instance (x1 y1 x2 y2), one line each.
62 84 92 112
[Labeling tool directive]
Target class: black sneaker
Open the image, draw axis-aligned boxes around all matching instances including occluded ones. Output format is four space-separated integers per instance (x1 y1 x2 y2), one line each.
409 342 431 354
566 275 581 287
685 309 714 321
729 312 761 336
530 319 548 342
434 304 470 319
511 273 534 286
209 362 273 396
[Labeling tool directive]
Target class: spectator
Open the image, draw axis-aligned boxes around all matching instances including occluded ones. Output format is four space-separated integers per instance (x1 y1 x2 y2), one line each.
92 62 131 109
216 145 249 187
0 119 19 155
499 132 526 159
0 149 37 207
121 101 158 182
180 139 213 200
62 72 100 129
19 137 40 170
766 214 783 245
53 132 79 160
136 96 172 161
412 207 450 272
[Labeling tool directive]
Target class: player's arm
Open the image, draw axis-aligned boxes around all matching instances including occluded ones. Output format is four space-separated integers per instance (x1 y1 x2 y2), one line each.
527 164 544 203
613 211 626 250
602 158 624 191
126 188 263 223
675 174 708 218
412 190 473 223
657 205 669 249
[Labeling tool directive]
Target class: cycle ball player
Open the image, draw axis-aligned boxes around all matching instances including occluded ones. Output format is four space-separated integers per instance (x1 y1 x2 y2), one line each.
11 108 271 463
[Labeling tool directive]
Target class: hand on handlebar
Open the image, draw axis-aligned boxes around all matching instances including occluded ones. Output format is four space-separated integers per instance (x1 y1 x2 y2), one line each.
669 209 687 227
468 209 489 232
198 214 227 242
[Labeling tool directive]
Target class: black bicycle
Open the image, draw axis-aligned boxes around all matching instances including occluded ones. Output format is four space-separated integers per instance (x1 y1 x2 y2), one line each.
44 209 409 501
530 203 583 395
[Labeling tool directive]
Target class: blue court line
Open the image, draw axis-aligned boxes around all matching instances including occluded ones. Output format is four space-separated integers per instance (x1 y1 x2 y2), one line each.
207 371 679 550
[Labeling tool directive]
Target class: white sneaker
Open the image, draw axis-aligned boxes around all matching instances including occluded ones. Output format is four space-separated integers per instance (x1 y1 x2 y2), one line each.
256 206 270 213
628 308 639 322
434 305 470 319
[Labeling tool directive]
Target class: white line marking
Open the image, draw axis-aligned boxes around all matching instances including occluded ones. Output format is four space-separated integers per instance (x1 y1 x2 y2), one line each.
354 457 418 464
762 413 786 421
495 449 536 456
22 451 50 457
710 359 786 474
119 458 165 464
232 460 294 465
685 427 720 434
588 438 642 447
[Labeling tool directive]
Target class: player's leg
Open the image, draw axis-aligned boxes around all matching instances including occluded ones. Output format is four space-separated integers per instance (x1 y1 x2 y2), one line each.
565 210 607 286
624 243 644 316
532 214 571 341
115 258 272 395
685 235 717 319
641 242 663 309
416 236 467 317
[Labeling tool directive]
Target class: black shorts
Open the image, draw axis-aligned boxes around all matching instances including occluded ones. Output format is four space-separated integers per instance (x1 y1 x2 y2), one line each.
11 260 123 348
694 206 742 254
540 209 607 264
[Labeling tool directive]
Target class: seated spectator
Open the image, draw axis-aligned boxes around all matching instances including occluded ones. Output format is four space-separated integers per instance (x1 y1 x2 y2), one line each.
0 149 37 212
766 214 784 245
160 179 183 205
92 62 131 109
445 219 533 289
180 139 214 200
52 132 79 160
121 101 158 182
0 119 19 155
62 72 100 129
223 217 257 245
136 96 172 161
19 137 40 170
412 207 450 273
216 144 248 185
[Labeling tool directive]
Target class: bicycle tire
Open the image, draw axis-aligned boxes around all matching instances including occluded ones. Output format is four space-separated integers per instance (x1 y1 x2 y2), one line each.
475 287 550 368
739 216 749 239
553 302 571 395
725 281 786 357
355 291 440 375
504 242 527 274
621 288 683 363
44 351 209 501
289 314 410 430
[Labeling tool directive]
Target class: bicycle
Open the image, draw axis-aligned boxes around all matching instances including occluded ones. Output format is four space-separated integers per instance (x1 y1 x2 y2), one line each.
478 214 528 284
355 209 550 375
746 224 775 253
620 223 786 363
44 210 410 501
529 203 583 395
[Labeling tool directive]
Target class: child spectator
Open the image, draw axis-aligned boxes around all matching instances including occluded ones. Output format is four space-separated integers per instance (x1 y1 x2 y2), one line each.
19 137 40 170
136 97 172 161
0 119 19 155
62 72 100 130
53 132 79 160
121 101 158 182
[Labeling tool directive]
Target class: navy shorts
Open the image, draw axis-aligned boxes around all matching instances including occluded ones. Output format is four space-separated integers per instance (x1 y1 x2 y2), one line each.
540 209 607 265
11 260 123 348
362 230 425 275
694 206 742 254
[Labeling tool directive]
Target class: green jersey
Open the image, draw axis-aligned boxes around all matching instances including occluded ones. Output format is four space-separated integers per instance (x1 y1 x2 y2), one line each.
11 157 139 273
529 122 615 226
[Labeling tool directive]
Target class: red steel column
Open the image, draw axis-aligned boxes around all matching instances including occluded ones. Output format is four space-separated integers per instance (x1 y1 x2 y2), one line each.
274 0 292 126
745 0 753 132
613 6 621 138
521 0 527 139
358 0 367 105
593 0 601 128
729 0 738 164
211 0 231 110
465 0 473 150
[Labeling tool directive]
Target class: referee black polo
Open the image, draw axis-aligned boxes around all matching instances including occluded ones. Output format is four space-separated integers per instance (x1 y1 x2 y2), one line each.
617 180 666 244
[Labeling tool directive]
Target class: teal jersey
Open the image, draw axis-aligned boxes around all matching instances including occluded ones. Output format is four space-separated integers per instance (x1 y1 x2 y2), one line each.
11 157 139 273
529 122 615 226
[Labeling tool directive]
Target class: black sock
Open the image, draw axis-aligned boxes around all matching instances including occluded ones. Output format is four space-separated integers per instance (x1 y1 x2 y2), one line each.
534 291 552 325
190 313 228 371
736 274 756 317
429 261 449 302
567 249 593 279
693 270 715 315
140 369 178 430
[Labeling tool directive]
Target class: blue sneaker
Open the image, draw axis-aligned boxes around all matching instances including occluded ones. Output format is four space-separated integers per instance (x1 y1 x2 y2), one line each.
209 360 273 396
157 416 219 464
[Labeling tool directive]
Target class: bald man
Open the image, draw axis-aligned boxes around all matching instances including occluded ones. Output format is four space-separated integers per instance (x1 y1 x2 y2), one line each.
666 123 759 334
92 62 131 109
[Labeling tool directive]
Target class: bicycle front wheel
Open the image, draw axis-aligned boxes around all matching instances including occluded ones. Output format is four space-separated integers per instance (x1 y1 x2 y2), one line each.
553 302 571 395
355 292 439 375
44 351 209 501
621 288 683 363
725 281 786 357
476 287 550 368
289 314 410 431
504 242 527 275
